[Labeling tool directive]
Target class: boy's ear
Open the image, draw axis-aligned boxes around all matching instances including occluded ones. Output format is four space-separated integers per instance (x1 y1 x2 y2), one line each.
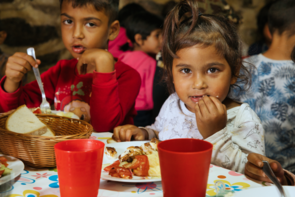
108 20 120 41
0 31 7 45
134 34 143 46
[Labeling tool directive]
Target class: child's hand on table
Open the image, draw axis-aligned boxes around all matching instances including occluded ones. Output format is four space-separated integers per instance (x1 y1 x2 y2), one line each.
195 95 227 139
245 153 288 185
4 52 41 93
77 49 115 74
113 124 148 142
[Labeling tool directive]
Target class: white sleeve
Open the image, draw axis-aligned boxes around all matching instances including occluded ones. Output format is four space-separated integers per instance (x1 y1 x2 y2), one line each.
205 105 265 173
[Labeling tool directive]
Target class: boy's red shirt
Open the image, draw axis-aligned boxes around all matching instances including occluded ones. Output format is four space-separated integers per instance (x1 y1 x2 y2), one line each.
0 59 141 132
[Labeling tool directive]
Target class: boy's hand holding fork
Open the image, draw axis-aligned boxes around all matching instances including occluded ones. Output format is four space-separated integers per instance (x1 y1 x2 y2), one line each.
4 52 41 93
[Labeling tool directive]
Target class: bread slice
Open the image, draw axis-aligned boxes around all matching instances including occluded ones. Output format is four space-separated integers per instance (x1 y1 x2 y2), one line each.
6 105 49 136
41 127 55 137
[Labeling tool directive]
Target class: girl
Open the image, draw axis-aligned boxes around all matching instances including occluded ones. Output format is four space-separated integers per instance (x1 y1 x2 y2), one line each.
118 11 163 127
113 0 265 173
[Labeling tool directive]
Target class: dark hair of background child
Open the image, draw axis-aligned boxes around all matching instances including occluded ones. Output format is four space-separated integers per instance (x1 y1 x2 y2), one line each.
256 1 274 43
59 0 119 24
161 1 177 18
162 0 250 94
118 3 146 28
268 0 295 61
120 11 163 52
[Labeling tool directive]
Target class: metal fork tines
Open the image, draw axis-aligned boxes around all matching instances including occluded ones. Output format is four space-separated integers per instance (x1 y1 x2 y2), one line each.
27 47 51 113
262 161 286 197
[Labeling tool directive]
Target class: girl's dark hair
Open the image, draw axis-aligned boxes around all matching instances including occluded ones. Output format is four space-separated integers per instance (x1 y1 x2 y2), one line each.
120 11 163 51
59 0 119 24
118 3 146 28
162 0 249 94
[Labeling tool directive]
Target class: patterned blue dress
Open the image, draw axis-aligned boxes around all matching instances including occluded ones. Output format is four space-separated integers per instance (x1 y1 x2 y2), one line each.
231 54 295 173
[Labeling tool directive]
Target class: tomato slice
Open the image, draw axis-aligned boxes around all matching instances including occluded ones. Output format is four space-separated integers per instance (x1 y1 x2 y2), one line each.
108 167 120 178
116 167 133 179
132 155 149 176
103 160 120 172
0 157 8 167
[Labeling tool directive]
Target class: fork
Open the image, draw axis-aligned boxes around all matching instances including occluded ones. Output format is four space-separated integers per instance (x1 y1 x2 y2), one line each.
27 47 51 113
262 160 286 197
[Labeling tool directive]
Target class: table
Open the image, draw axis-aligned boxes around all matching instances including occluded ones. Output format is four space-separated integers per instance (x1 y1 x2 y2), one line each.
0 132 266 197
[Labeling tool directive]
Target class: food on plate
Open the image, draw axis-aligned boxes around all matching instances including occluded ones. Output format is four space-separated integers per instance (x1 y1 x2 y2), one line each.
105 147 117 159
0 157 12 178
104 138 161 179
32 107 51 114
56 111 75 118
107 138 117 144
141 138 159 154
119 146 143 162
6 105 55 136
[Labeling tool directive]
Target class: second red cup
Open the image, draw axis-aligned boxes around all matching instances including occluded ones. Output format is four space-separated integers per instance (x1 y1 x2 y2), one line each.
54 139 105 197
158 138 213 197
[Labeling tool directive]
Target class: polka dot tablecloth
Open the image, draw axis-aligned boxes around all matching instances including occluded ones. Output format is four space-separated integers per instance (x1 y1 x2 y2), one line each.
1 133 265 197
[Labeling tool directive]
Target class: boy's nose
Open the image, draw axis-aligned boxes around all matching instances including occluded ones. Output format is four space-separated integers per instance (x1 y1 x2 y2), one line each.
73 25 85 39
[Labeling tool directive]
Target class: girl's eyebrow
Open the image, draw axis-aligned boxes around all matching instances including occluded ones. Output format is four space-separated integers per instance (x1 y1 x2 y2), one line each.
60 13 101 22
175 62 225 68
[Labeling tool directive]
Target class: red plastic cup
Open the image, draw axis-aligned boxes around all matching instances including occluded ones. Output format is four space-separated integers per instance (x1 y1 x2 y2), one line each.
158 138 213 197
54 139 105 197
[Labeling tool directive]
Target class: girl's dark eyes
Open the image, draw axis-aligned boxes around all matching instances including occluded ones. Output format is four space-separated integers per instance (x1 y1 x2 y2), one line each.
180 68 191 74
208 68 219 73
63 19 72 25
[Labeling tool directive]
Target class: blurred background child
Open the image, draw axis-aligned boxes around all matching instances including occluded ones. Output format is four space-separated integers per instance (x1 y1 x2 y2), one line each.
118 11 163 127
113 0 265 173
108 3 146 59
231 0 295 174
247 1 274 56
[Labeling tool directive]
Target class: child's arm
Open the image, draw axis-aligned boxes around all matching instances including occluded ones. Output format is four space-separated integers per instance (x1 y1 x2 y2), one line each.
245 153 291 185
79 49 141 131
202 104 265 173
0 59 62 112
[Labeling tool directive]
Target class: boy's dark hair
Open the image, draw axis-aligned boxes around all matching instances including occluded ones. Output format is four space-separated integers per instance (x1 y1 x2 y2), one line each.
268 0 295 37
162 0 249 94
59 0 119 24
118 3 146 28
120 11 163 51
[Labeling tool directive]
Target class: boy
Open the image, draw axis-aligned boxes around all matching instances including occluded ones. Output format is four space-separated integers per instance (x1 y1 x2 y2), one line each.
232 0 295 173
0 0 141 132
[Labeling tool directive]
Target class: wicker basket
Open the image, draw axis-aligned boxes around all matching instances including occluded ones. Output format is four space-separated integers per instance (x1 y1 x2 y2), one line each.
0 113 93 168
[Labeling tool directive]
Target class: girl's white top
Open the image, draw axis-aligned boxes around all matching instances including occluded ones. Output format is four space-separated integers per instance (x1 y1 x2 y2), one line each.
144 93 265 173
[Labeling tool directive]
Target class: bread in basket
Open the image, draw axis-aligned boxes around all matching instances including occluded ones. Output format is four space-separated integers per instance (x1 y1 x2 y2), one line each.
0 109 93 168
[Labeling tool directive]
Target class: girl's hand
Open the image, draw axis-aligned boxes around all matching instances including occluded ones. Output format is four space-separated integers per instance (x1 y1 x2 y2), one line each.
113 124 148 142
195 95 227 139
245 153 288 185
77 49 115 74
4 52 41 93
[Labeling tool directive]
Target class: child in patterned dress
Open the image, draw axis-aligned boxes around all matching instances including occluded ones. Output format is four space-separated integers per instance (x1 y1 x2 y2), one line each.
112 0 265 173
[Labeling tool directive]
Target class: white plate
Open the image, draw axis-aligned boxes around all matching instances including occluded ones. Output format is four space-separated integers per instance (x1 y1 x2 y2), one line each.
0 154 24 185
234 186 295 197
101 141 161 183
51 110 79 119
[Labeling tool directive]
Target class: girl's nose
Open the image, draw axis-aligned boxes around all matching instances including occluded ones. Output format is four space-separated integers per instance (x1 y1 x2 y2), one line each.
73 25 85 39
192 75 207 89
